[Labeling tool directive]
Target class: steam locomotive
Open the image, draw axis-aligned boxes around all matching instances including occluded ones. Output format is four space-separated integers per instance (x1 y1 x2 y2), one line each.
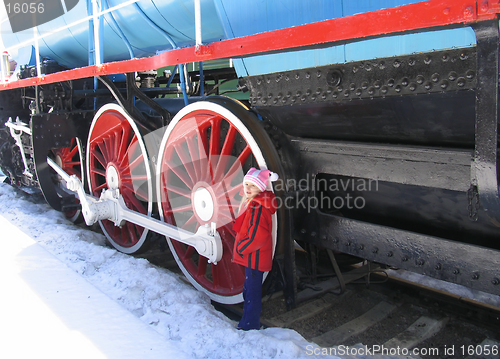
0 0 499 307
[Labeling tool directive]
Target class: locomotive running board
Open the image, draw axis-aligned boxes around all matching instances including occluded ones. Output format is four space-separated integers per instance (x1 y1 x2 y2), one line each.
46 157 223 264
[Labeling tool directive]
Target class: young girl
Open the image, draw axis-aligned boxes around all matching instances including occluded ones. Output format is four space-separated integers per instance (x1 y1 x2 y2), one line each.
232 167 279 330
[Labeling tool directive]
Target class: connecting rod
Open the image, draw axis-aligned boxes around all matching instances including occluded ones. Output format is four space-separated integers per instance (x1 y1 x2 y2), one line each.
47 157 223 264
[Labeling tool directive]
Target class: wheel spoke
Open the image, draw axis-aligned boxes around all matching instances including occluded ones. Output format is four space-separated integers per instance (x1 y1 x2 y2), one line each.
125 222 138 245
184 135 200 180
183 214 198 232
236 145 252 167
119 125 131 159
182 245 195 260
197 128 209 178
94 182 107 193
171 203 193 213
121 173 149 183
217 183 241 200
122 187 147 215
221 124 237 157
208 118 221 177
67 145 78 158
102 135 115 162
126 154 144 173
174 143 197 186
164 183 191 198
124 132 138 159
122 182 149 202
212 258 233 289
213 125 237 181
91 149 106 168
217 209 235 223
165 158 194 190
197 256 208 277
64 161 81 167
90 168 106 177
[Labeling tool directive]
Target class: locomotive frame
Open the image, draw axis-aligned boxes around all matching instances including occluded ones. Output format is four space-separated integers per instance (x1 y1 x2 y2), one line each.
1 0 499 308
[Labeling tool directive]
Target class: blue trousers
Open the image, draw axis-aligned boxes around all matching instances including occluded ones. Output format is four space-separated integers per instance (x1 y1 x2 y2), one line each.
238 267 263 330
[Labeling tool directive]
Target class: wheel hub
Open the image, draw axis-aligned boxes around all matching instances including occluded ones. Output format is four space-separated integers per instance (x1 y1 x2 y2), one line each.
193 185 215 222
106 164 120 190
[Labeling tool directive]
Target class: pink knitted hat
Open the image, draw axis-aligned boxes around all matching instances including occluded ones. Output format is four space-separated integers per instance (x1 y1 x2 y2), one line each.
243 167 279 192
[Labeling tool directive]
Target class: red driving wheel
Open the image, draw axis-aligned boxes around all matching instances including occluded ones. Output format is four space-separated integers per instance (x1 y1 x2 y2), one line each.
157 98 278 304
87 104 152 254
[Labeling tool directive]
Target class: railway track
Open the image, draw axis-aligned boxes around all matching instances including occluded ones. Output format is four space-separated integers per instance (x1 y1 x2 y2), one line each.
257 280 500 358
137 246 500 359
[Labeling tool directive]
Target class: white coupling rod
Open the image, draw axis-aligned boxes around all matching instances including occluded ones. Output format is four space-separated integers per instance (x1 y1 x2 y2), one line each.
47 157 222 264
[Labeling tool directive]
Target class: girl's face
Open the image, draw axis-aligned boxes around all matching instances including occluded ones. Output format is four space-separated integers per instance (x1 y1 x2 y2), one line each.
243 181 261 200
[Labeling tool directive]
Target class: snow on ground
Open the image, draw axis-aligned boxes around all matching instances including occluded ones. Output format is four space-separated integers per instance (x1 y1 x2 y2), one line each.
0 182 349 359
2 179 496 359
1 214 190 359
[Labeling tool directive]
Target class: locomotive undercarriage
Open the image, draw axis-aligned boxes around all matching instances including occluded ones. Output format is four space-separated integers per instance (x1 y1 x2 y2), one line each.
1 19 500 308
245 21 500 297
0 66 290 305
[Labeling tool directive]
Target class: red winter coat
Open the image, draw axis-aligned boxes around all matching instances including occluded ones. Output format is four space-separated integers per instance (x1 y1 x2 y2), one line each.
232 191 277 272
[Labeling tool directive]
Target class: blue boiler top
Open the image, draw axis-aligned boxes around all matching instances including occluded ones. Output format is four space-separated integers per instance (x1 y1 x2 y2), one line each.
1 0 478 77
